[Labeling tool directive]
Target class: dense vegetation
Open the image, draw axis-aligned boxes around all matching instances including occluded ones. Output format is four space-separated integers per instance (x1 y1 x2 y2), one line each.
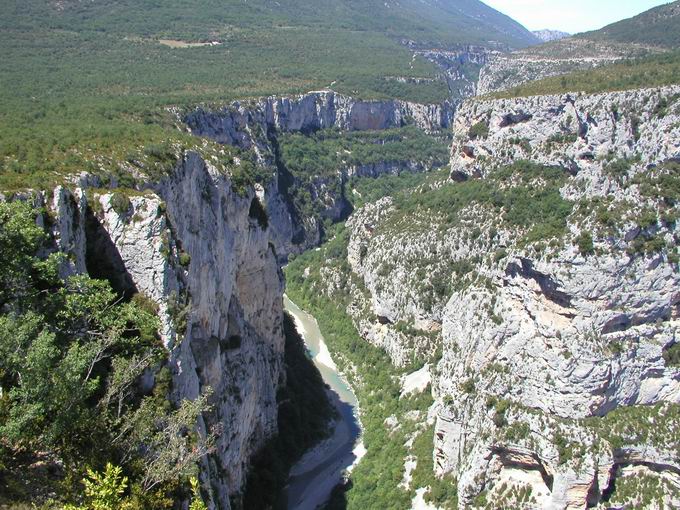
379 161 573 247
0 0 536 192
3 0 536 49
279 127 450 181
492 50 680 98
278 126 450 227
0 201 214 509
243 314 336 510
285 224 458 510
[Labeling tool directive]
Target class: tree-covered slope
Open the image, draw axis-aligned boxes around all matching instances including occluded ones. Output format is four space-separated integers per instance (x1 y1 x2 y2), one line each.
0 0 536 191
477 2 680 97
2 0 537 48
581 0 680 49
0 0 536 107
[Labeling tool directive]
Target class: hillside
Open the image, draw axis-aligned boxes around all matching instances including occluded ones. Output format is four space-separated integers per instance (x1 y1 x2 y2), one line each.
3 0 537 48
489 50 680 98
477 1 680 96
286 83 680 510
0 0 538 191
582 0 680 49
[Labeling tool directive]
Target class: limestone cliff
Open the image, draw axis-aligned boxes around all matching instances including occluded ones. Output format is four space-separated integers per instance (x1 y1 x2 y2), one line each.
451 85 680 180
45 152 285 509
182 90 454 258
329 86 680 508
184 91 454 141
412 46 493 100
475 38 651 96
38 89 455 508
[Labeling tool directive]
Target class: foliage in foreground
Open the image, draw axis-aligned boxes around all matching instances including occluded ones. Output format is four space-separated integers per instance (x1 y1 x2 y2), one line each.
0 201 212 508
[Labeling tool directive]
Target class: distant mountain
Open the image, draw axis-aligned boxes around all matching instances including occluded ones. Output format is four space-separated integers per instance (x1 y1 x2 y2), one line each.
477 1 680 96
532 29 570 42
581 0 680 48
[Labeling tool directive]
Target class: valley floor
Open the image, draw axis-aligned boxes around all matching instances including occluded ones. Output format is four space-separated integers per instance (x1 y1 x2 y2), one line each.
284 297 363 510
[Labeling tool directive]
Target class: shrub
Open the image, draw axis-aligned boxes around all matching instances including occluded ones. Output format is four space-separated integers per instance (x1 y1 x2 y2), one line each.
468 121 490 140
65 464 130 510
179 251 191 267
460 378 475 394
603 158 631 182
575 231 595 256
663 343 680 367
110 192 132 216
188 478 207 510
131 292 160 315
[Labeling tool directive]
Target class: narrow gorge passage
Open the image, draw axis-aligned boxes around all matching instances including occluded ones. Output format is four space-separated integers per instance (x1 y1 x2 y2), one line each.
283 296 364 510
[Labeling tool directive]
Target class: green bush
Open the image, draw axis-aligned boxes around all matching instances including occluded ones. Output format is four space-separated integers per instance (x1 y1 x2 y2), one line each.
468 121 490 140
110 192 132 215
188 478 207 510
575 231 595 256
603 158 631 182
65 464 130 510
663 343 680 367
178 251 191 267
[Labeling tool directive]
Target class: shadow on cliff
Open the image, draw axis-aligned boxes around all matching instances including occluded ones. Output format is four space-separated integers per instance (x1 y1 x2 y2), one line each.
267 128 354 251
84 205 138 300
242 313 337 510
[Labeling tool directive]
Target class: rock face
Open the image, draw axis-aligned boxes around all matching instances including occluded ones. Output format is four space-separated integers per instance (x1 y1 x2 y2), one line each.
183 90 454 258
477 53 613 96
45 152 285 509
184 90 454 143
475 38 644 95
532 30 571 43
336 86 680 508
35 83 680 509
413 46 494 100
451 85 680 180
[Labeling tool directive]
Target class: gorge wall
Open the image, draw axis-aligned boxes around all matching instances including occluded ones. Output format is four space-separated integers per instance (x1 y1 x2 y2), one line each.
45 153 285 509
323 85 680 508
474 38 651 96
183 90 454 258
33 90 453 509
31 81 680 509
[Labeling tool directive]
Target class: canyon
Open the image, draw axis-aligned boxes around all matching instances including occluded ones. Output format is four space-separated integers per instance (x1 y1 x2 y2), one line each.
3 4 680 507
31 74 680 508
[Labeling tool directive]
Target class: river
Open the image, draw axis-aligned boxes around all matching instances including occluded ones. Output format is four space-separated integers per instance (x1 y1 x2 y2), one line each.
283 295 363 510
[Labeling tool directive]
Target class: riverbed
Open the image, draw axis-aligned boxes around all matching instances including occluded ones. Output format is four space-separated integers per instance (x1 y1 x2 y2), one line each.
283 295 364 510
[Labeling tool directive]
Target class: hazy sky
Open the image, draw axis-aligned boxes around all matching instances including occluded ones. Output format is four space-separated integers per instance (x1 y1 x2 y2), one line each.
483 0 673 34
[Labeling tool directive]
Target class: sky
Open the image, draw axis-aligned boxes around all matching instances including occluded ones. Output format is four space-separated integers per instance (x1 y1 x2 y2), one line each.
483 0 673 34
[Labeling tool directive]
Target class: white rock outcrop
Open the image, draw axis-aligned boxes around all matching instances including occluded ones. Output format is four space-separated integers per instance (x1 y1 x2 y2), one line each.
451 85 680 182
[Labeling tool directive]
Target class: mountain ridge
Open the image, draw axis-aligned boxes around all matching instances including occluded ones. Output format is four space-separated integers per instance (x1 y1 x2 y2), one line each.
581 0 680 48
